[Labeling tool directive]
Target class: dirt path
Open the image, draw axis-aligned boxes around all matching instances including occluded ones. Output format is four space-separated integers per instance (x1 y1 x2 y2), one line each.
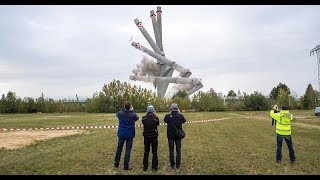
0 130 83 149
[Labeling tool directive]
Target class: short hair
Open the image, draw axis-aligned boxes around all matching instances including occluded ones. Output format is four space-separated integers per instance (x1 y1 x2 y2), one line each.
281 105 288 110
124 101 131 110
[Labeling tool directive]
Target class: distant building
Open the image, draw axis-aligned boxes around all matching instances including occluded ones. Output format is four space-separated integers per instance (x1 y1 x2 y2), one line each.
217 93 223 98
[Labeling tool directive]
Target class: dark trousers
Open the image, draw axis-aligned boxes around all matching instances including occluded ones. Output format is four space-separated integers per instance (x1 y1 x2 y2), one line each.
168 139 181 167
114 137 133 169
143 137 158 169
276 134 296 161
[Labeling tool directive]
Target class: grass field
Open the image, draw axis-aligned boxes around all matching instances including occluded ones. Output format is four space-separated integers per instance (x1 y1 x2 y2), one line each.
0 110 319 175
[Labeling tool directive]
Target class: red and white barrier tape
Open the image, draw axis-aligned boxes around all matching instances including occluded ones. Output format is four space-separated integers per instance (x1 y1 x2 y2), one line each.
0 118 230 133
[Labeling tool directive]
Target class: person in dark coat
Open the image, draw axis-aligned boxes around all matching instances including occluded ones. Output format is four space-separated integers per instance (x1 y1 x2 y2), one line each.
164 103 186 169
114 101 139 170
141 105 160 171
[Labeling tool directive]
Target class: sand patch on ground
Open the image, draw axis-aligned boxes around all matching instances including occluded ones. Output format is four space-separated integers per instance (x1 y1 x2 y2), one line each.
0 130 83 149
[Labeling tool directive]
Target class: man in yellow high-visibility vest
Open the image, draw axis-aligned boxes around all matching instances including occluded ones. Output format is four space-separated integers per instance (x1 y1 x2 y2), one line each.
270 105 296 164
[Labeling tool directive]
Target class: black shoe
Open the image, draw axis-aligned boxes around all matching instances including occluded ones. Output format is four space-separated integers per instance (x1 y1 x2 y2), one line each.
170 165 175 169
276 160 281 163
152 167 158 171
291 160 295 164
114 164 119 168
143 166 148 171
176 165 180 169
124 167 132 171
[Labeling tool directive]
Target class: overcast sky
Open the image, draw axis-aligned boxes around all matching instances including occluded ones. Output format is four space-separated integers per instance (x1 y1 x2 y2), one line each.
0 5 320 100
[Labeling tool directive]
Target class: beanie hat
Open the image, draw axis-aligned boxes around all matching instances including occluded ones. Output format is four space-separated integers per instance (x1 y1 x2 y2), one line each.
171 103 178 111
147 105 155 113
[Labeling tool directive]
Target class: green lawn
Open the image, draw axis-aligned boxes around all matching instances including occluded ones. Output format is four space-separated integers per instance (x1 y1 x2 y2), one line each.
0 111 319 175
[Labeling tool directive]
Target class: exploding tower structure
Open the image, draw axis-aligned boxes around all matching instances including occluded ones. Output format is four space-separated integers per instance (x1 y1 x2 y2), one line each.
130 6 203 98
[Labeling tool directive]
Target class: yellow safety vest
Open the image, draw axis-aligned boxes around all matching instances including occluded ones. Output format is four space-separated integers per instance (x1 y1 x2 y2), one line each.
270 110 293 135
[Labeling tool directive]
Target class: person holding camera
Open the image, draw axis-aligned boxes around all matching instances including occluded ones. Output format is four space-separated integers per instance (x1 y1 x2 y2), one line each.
114 101 139 170
164 103 186 169
271 105 280 126
269 104 296 164
141 105 160 171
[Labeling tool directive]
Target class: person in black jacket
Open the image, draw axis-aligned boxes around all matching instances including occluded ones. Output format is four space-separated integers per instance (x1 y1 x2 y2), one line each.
164 103 186 169
142 105 160 171
271 105 280 126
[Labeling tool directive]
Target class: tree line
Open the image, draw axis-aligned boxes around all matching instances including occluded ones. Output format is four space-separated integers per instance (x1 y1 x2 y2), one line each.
1 80 319 114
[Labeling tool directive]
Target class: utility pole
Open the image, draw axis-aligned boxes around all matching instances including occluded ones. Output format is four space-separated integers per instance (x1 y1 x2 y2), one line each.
310 44 320 91
289 95 291 107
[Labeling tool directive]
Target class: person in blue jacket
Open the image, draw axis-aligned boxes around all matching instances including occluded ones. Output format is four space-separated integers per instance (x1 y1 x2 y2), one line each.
114 101 139 170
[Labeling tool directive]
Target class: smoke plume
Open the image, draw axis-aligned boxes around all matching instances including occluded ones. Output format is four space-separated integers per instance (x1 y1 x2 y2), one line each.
165 83 193 98
132 56 161 76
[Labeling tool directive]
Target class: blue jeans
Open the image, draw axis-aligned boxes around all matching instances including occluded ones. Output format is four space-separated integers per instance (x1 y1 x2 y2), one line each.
276 134 296 161
168 139 181 167
114 138 133 169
